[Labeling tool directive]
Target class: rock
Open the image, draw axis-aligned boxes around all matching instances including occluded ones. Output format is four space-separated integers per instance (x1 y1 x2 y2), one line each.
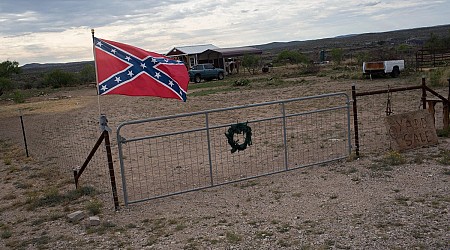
89 216 100 226
68 211 85 222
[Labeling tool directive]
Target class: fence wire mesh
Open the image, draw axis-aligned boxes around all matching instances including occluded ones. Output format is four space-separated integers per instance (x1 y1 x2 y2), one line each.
0 112 116 202
117 93 351 205
353 82 448 155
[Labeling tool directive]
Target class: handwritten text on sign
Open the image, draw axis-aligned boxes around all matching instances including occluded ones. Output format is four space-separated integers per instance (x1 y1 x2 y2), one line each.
385 110 438 151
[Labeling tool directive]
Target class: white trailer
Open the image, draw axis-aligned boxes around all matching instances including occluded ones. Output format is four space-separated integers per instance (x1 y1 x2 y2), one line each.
363 60 405 78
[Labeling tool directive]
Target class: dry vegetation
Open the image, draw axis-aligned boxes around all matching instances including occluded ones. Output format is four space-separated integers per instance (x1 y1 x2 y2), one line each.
0 64 449 249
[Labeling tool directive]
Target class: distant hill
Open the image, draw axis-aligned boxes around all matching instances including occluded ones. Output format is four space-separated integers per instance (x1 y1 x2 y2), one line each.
21 61 94 73
253 24 450 54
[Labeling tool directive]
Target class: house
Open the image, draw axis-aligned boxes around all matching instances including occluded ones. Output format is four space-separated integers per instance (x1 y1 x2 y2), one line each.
199 47 263 74
166 44 219 68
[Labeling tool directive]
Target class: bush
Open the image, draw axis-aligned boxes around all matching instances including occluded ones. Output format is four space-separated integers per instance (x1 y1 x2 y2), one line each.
0 77 13 92
43 69 78 88
13 90 25 103
429 67 450 87
233 79 250 86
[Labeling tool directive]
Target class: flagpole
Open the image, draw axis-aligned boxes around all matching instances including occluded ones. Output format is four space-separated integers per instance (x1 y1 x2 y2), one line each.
92 28 102 116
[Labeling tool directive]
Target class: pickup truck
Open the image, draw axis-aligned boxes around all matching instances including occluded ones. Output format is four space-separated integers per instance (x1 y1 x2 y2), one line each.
188 64 225 83
362 60 404 78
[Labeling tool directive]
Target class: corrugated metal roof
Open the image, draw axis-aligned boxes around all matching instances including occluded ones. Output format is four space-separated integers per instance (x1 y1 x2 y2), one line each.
211 47 262 57
200 47 263 58
167 44 219 55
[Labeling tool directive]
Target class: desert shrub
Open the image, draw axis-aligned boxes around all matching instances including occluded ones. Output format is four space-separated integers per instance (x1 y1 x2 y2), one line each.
331 48 344 65
233 79 250 86
428 67 450 87
382 151 406 166
277 50 308 65
43 69 78 88
86 200 103 215
78 64 96 84
12 90 25 103
301 63 320 75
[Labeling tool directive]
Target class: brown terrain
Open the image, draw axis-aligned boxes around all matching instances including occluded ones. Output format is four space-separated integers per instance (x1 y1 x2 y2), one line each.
0 61 449 250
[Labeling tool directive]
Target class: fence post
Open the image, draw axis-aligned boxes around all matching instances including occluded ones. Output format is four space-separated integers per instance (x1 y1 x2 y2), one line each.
351 84 360 157
100 114 120 211
421 77 427 109
445 79 450 129
19 115 29 157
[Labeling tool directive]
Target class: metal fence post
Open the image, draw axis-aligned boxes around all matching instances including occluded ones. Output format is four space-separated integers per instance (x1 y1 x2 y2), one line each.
445 79 450 129
100 114 120 211
205 112 214 186
19 115 29 157
281 102 289 170
351 84 360 157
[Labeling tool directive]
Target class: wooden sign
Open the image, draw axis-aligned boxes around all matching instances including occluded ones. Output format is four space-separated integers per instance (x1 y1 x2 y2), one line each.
385 110 438 151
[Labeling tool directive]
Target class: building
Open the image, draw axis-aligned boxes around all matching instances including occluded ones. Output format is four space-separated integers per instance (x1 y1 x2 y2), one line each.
166 44 219 69
166 44 263 74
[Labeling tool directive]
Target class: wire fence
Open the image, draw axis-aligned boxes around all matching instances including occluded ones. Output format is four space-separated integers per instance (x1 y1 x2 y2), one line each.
352 79 449 155
1 80 448 207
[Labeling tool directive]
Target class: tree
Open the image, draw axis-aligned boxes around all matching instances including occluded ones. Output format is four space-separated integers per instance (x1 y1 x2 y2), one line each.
0 60 21 95
242 54 260 75
355 52 370 66
331 48 344 65
0 60 21 78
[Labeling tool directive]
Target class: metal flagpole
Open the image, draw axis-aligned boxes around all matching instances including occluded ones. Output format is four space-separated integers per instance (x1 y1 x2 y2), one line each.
91 28 102 115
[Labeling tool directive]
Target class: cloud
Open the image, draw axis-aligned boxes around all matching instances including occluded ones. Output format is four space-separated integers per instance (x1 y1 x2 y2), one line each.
0 0 448 65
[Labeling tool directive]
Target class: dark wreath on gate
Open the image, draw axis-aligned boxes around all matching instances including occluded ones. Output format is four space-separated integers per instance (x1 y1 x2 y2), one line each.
225 122 252 153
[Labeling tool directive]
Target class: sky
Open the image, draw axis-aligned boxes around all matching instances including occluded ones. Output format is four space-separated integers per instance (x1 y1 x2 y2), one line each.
0 0 449 66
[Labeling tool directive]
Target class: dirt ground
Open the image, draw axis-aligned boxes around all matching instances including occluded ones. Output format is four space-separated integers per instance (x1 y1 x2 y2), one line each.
0 69 449 249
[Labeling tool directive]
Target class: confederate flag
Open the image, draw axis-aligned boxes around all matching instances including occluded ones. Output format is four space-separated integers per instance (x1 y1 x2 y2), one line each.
93 37 189 101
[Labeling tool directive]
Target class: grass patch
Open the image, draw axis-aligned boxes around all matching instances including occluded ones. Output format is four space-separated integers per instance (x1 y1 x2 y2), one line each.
225 231 241 243
1 229 12 239
436 127 450 137
85 199 103 215
26 186 97 210
437 150 450 165
381 151 406 165
240 180 259 188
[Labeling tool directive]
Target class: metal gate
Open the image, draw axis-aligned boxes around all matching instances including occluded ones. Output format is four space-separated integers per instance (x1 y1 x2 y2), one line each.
117 93 352 205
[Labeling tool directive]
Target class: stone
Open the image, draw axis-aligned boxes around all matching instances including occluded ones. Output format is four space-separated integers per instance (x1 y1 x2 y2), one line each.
68 211 85 222
89 216 100 226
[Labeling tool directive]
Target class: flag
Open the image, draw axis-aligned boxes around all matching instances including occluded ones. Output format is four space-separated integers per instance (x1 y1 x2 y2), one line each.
93 37 189 101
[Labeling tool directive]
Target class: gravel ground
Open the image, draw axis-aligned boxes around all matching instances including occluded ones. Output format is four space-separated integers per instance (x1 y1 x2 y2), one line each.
0 71 449 249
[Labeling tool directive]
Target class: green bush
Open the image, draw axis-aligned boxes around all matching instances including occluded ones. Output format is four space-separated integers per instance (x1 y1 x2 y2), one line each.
0 77 13 92
86 200 103 215
43 69 78 88
233 79 250 86
13 90 25 103
78 64 96 84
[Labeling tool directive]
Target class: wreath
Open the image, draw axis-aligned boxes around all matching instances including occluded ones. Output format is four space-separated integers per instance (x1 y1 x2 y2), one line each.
225 122 252 153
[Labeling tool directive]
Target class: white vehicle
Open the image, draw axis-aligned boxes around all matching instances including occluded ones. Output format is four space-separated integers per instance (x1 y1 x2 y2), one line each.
362 60 404 78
